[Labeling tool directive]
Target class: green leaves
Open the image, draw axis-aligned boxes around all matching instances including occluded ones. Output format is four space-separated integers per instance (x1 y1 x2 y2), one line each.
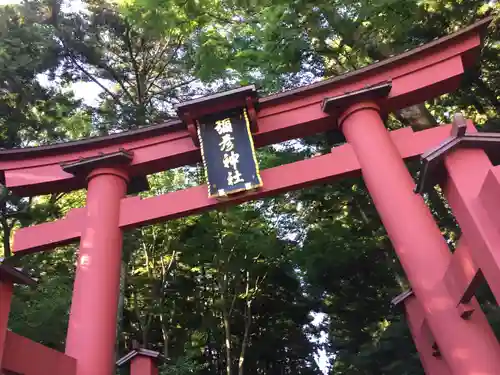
0 3 80 148
2 1 500 375
160 356 207 375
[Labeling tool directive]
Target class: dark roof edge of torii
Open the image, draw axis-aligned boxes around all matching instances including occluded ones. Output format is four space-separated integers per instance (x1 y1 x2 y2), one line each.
0 16 493 160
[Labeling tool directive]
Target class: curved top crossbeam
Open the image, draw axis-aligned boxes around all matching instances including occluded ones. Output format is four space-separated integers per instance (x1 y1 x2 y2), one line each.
0 17 491 196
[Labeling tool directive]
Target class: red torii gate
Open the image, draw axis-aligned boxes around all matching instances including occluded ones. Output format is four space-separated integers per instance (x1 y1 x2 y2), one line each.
1 16 500 375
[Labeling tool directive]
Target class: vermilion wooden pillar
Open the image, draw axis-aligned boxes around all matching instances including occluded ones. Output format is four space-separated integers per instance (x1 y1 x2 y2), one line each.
0 259 36 369
0 280 13 367
337 101 500 374
444 148 500 301
393 290 451 375
65 166 129 375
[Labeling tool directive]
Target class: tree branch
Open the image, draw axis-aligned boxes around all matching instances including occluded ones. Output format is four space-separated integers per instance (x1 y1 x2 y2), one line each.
144 36 184 96
125 23 143 105
66 53 121 104
0 216 12 258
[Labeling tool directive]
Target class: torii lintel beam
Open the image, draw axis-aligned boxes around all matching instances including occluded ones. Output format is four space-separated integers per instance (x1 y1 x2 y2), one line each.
0 17 490 197
13 124 454 254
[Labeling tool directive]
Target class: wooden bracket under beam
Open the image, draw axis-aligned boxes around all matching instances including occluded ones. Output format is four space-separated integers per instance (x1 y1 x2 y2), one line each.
245 96 259 133
184 112 199 147
442 238 483 319
391 290 442 359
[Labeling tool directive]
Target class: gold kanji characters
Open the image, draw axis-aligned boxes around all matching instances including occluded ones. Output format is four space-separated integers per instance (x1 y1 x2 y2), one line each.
214 118 233 135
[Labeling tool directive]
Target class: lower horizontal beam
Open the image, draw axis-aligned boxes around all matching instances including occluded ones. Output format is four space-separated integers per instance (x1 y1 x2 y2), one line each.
2 331 76 375
404 295 451 374
443 238 482 306
13 125 453 254
478 166 500 225
120 137 361 228
13 208 86 254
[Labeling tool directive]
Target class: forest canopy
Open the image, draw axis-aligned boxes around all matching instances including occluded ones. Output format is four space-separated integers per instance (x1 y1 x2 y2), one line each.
1 0 499 374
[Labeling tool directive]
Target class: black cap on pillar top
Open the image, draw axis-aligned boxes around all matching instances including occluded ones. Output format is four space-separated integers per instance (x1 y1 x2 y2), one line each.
321 81 392 116
60 149 149 195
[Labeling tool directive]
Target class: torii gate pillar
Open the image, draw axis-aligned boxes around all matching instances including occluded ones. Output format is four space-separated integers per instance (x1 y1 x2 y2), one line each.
0 279 13 367
0 259 37 368
64 154 132 375
328 97 500 374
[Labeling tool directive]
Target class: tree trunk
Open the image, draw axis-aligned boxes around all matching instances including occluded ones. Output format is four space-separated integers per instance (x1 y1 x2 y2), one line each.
116 259 127 347
222 305 233 375
1 217 11 258
238 301 252 375
397 103 438 130
323 10 439 131
160 301 175 359
142 329 148 347
160 314 169 358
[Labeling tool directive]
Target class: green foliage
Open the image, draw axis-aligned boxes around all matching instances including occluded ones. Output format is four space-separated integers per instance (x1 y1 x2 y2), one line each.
160 356 206 375
0 2 81 148
8 248 76 351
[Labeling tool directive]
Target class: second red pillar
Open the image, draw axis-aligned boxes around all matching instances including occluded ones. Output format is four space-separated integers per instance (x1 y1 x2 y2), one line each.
65 167 129 375
338 101 500 374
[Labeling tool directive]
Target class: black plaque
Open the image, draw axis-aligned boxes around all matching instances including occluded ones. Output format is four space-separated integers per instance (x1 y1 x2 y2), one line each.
198 107 262 198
